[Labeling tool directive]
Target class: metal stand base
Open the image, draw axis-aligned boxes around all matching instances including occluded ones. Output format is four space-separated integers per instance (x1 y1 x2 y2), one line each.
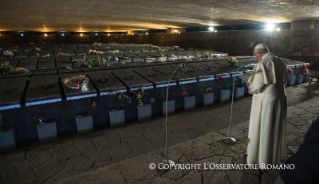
223 137 237 145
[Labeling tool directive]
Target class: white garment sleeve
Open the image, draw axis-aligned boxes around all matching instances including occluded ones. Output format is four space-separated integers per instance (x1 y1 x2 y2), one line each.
248 61 269 94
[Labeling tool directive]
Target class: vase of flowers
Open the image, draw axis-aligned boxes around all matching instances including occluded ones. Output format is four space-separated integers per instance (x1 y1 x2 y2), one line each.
302 63 311 83
182 90 196 111
109 91 131 127
287 68 296 86
235 79 245 99
0 61 12 74
203 87 214 107
228 56 238 67
217 75 231 102
75 99 97 135
162 90 176 116
132 88 155 121
0 114 16 153
34 113 57 143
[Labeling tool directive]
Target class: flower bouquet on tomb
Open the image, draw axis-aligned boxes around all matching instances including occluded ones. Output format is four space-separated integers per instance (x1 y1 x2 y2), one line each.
228 56 238 67
132 88 155 121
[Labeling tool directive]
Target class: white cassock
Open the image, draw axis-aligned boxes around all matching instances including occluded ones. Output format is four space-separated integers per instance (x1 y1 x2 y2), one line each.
246 53 290 167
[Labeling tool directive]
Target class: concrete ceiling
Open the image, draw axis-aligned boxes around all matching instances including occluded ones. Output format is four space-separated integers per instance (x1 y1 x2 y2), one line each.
1 0 319 32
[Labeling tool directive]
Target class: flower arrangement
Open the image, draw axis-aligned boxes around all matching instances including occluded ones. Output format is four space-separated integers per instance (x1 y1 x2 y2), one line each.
287 68 296 78
78 59 92 68
63 75 90 91
96 57 111 67
228 56 238 67
33 113 47 125
88 49 104 54
3 50 13 56
87 99 98 115
203 87 212 94
182 90 189 97
110 91 131 110
132 87 155 107
31 46 41 51
217 75 230 90
302 63 310 74
0 61 12 74
94 42 101 46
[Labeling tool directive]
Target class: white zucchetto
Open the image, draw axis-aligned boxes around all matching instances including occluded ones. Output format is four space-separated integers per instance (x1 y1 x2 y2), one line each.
254 43 268 50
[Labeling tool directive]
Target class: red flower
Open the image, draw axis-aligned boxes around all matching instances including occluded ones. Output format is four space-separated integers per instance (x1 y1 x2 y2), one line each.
172 91 176 95
222 78 226 82
182 90 187 96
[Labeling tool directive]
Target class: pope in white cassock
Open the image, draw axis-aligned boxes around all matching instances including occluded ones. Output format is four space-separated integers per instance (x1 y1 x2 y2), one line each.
246 43 290 168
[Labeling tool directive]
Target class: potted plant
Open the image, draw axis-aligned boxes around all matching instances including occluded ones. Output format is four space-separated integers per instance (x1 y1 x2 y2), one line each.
109 91 131 127
75 99 97 135
162 90 176 116
182 90 196 111
302 63 311 83
132 88 155 121
217 75 231 102
203 87 214 106
34 113 57 143
287 68 296 86
235 78 245 99
228 56 238 67
0 114 16 153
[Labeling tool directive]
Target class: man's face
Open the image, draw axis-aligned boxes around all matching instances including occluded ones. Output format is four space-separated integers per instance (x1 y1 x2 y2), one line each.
253 49 263 61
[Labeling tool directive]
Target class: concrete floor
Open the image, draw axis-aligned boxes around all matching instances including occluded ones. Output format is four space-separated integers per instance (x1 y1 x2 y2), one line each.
0 79 318 184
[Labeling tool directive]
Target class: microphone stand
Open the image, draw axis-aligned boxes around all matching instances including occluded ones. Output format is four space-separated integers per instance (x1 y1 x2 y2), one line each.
223 63 252 145
163 63 185 165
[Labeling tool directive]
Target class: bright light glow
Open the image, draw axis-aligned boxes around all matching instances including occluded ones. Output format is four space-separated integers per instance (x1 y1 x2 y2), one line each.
107 33 110 36
132 33 134 35
95 33 98 36
266 24 275 31
276 27 281 31
44 33 47 36
80 33 83 36
146 32 148 35
173 29 179 33
208 27 214 32
214 30 217 32
62 33 64 36
21 34 23 36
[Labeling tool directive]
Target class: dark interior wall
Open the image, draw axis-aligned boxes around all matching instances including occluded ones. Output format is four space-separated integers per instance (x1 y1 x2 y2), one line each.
1 29 318 69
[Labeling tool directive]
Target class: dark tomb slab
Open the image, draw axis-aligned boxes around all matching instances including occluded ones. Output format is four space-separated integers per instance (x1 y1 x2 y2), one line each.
38 57 55 69
18 58 38 69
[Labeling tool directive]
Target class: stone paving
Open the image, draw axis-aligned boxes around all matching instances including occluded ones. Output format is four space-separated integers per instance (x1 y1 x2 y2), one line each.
0 79 318 184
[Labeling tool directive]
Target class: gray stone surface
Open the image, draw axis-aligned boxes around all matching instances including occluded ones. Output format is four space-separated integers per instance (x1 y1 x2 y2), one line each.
0 80 318 183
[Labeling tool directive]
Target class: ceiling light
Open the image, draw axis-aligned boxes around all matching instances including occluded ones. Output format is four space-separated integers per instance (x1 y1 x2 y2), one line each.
276 27 281 31
208 27 214 32
265 23 275 31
